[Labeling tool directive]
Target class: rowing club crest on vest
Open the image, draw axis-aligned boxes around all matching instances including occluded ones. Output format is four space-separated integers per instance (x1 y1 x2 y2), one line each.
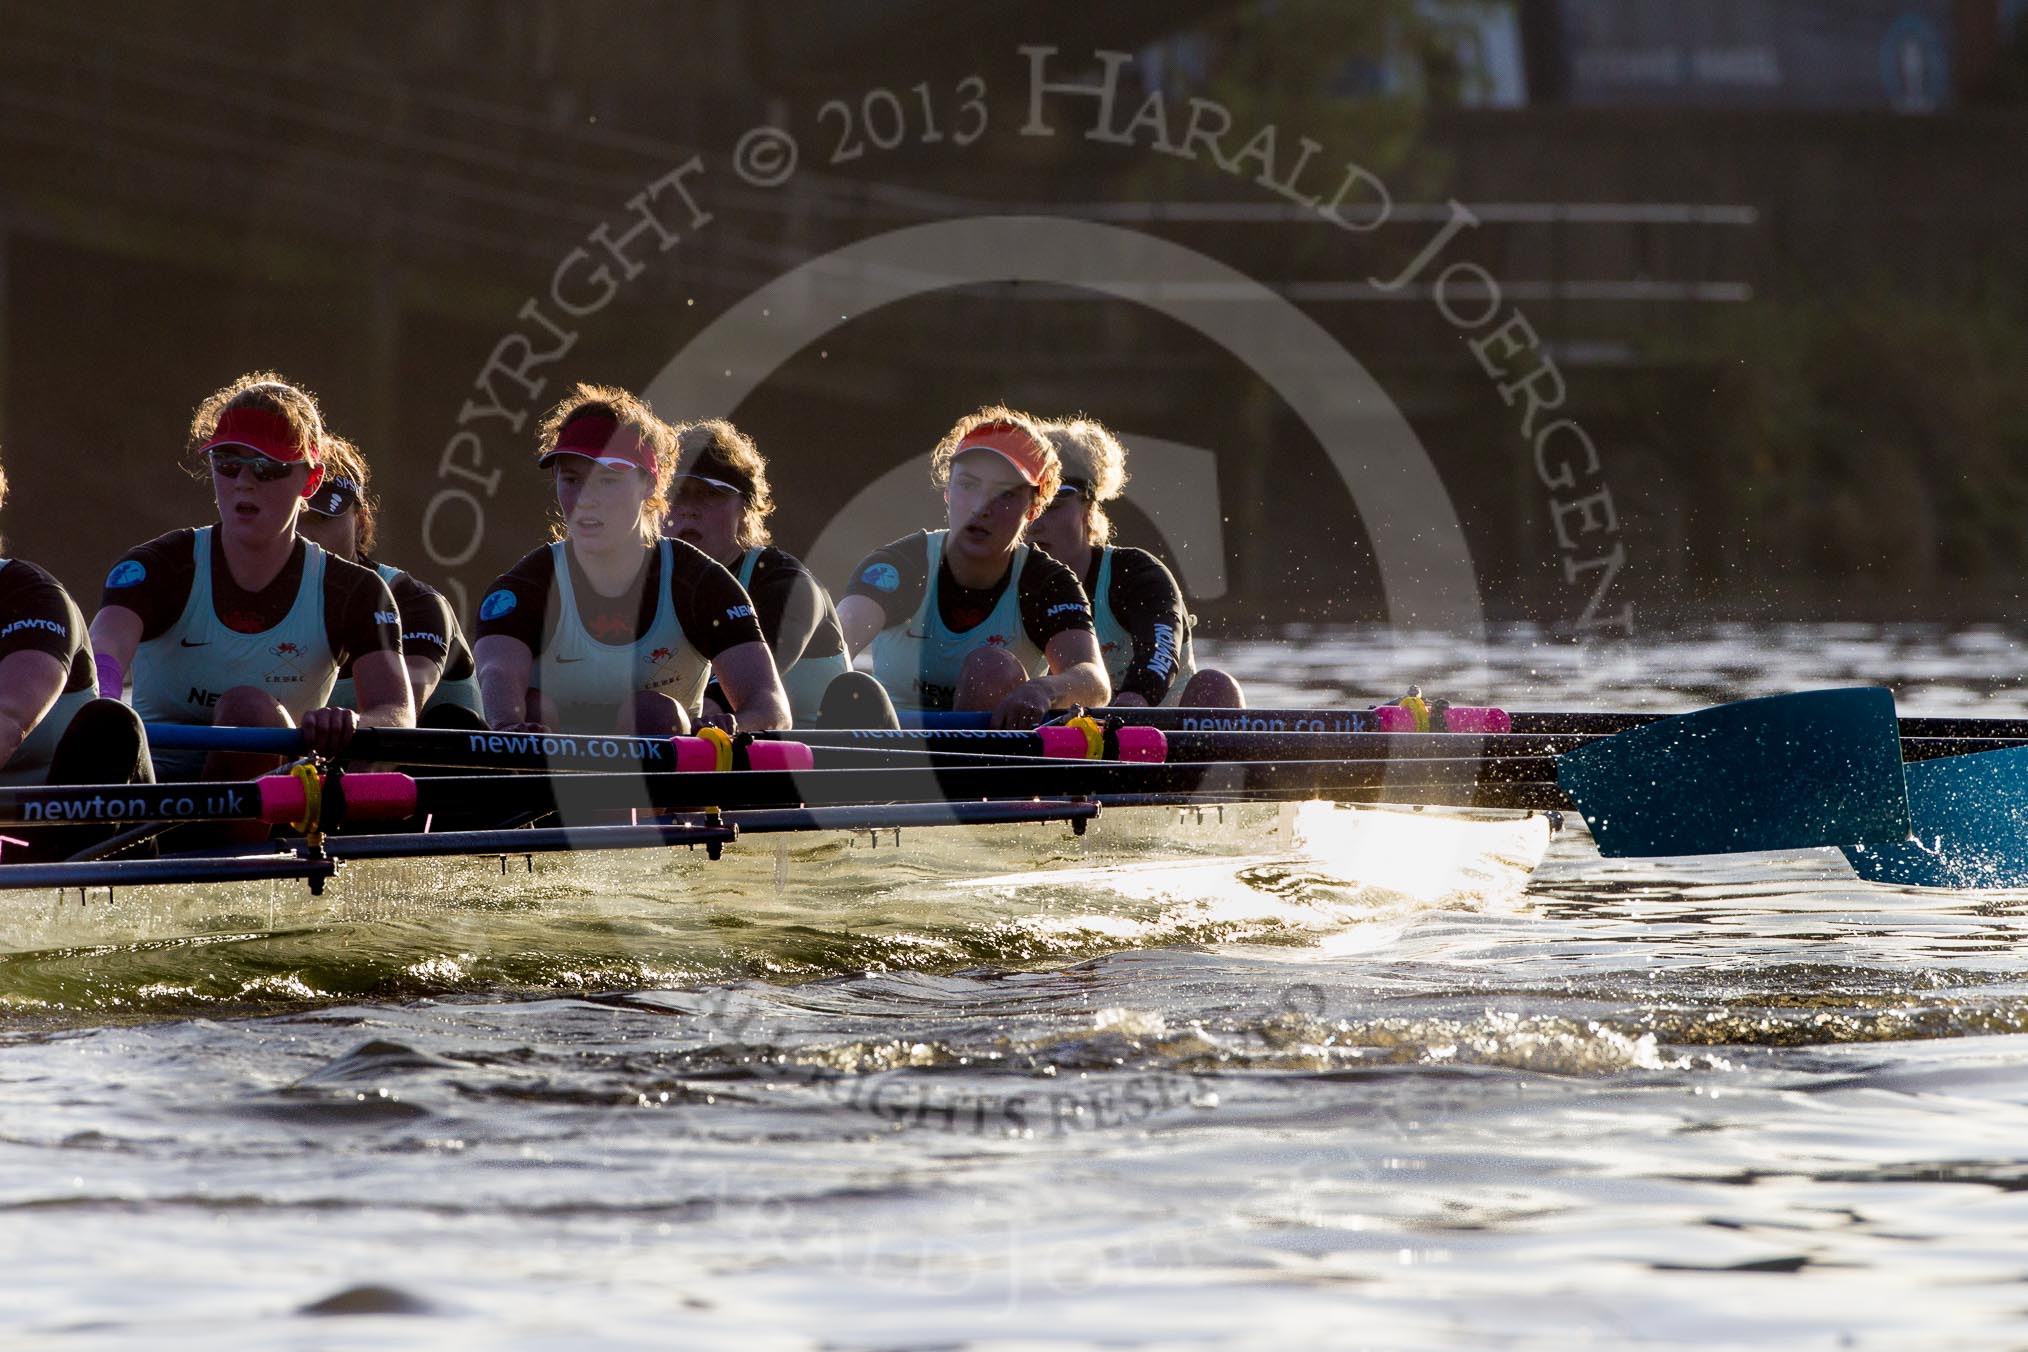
268 640 312 686
646 645 685 686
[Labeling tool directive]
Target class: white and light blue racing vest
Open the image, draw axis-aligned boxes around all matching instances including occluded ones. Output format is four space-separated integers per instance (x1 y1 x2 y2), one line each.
0 557 94 788
132 527 338 728
734 547 849 727
536 539 708 730
866 531 1048 712
131 528 337 778
330 561 482 717
1090 547 1197 707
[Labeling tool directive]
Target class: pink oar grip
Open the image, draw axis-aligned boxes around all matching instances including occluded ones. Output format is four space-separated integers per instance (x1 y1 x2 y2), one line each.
672 738 721 772
1370 705 1417 732
257 777 306 824
1034 726 1090 759
745 741 813 771
1116 727 1167 762
257 774 417 825
1443 706 1511 733
340 773 418 820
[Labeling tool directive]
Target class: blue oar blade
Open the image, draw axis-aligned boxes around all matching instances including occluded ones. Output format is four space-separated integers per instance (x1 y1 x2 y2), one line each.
1557 688 1909 857
1842 743 2028 888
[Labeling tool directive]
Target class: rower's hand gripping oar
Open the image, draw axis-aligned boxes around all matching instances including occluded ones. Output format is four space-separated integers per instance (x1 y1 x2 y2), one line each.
1555 687 1912 857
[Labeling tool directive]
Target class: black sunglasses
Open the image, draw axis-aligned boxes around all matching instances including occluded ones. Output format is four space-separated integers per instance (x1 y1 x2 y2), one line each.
210 452 301 484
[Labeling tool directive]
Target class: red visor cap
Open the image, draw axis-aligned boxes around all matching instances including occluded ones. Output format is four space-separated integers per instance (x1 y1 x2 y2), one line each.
951 423 1051 487
538 411 660 476
202 406 318 464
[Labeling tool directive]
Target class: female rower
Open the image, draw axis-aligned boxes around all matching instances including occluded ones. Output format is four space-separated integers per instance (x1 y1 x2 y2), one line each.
297 434 485 729
664 419 849 727
837 406 1109 728
1028 418 1244 708
473 385 790 736
89 373 413 781
0 448 150 796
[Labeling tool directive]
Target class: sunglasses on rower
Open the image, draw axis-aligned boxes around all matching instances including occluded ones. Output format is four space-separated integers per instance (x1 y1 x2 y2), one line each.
210 452 303 483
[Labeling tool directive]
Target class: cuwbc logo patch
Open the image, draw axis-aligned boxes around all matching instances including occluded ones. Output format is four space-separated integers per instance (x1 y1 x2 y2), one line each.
267 640 309 682
646 644 691 685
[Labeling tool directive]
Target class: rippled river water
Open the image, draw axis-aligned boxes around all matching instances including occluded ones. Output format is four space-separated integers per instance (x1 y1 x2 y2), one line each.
6 625 2028 1349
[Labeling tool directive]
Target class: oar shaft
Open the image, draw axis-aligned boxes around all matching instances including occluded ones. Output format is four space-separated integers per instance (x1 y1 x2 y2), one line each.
145 721 1595 771
1901 735 2028 761
0 778 292 826
781 727 1593 762
855 727 2028 771
0 772 422 828
142 719 2026 785
903 706 2028 747
771 726 1167 761
398 756 1571 818
145 723 686 771
142 724 811 773
1515 712 2028 740
898 707 1416 732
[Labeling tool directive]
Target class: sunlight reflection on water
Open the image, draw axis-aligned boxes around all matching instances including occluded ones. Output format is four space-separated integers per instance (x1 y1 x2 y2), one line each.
5 625 2028 1347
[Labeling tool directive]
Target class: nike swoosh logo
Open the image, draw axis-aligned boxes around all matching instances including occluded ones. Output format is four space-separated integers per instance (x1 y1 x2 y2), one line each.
552 655 585 663
179 639 211 648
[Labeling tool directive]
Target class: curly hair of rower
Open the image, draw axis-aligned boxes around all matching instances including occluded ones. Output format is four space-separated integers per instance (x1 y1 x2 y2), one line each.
534 383 678 542
1041 416 1131 547
671 418 775 549
926 404 1061 505
184 371 326 478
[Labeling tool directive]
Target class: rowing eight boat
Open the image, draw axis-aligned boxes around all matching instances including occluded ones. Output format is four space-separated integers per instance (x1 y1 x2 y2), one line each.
3 684 2018 937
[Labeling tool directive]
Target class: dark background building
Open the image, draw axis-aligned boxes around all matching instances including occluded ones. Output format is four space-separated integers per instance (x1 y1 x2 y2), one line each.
2 0 2024 634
